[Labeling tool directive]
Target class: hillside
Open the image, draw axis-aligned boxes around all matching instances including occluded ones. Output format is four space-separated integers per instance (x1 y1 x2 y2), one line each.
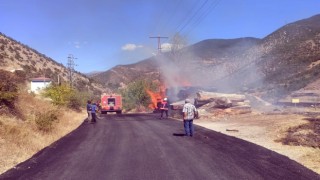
259 14 320 90
0 33 107 95
90 58 159 89
91 14 320 101
91 37 261 88
188 37 261 59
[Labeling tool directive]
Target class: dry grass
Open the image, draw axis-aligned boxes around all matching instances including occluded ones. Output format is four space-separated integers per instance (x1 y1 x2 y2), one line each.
0 93 86 174
195 113 320 174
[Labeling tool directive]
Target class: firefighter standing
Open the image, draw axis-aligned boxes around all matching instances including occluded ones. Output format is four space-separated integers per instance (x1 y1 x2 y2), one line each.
160 98 169 119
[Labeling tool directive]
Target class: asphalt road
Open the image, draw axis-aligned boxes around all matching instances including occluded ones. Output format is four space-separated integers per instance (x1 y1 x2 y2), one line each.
1 114 319 180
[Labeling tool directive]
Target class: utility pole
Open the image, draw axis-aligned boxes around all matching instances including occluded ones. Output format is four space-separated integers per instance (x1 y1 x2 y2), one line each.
149 36 168 55
149 36 168 97
67 54 77 88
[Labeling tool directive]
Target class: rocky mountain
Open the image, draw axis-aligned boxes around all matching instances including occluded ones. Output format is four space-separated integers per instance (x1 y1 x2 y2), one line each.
0 33 107 95
91 14 320 100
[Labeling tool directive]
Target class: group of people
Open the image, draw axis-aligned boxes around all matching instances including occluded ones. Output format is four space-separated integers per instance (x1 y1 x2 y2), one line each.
159 97 198 137
87 97 198 136
86 100 98 124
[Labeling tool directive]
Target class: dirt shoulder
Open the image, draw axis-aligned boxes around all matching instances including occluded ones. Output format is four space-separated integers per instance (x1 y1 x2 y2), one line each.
194 112 320 174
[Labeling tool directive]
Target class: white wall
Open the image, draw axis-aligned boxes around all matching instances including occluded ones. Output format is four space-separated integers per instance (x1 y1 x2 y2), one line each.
30 81 51 94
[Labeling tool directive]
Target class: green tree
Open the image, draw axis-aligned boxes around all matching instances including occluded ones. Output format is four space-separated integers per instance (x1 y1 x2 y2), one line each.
43 84 75 106
43 83 93 111
120 80 152 111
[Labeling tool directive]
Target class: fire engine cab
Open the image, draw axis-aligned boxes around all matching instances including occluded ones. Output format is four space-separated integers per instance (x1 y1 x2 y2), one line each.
100 94 122 114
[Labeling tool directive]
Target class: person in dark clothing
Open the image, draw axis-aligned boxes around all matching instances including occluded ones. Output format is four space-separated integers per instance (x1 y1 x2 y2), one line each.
86 100 92 122
156 99 162 113
160 98 169 119
91 102 97 123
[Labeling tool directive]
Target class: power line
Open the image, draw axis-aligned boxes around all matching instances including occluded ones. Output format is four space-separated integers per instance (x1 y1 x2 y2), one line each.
173 0 204 34
184 0 221 37
177 0 209 34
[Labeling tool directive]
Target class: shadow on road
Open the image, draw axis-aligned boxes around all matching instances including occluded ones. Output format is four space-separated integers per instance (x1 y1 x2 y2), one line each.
172 133 185 136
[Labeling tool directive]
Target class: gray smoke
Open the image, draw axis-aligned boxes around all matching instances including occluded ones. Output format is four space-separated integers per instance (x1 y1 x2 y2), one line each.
153 38 272 101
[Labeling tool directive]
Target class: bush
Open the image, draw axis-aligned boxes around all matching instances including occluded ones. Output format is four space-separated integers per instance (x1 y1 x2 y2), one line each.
35 109 59 132
0 70 18 109
67 94 82 111
120 79 152 111
43 83 93 111
43 84 74 106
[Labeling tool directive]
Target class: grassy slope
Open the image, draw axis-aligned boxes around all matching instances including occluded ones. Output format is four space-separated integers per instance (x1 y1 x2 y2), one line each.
0 92 86 174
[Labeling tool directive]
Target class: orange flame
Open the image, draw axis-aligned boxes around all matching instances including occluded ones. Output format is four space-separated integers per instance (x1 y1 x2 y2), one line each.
146 89 162 109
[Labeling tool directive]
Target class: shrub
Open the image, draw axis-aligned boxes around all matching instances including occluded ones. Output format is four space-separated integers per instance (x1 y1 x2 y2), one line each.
14 52 22 60
35 109 59 132
14 70 27 83
43 84 92 111
43 84 74 106
67 94 82 111
0 70 18 108
120 79 152 111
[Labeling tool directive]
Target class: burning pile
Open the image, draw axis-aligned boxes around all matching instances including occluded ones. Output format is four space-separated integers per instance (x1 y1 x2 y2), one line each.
146 81 167 111
146 89 163 109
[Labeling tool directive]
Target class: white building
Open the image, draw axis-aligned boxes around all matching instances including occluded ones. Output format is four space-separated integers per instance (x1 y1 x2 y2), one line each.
30 77 52 94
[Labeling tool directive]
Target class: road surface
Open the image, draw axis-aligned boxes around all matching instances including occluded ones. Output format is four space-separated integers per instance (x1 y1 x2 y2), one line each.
1 114 319 180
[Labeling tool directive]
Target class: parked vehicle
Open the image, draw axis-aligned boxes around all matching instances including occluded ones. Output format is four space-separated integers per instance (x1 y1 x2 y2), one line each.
100 94 122 114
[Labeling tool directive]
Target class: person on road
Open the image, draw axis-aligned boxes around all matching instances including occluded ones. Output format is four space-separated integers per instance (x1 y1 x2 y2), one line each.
182 99 197 137
86 100 92 122
91 102 97 124
160 97 169 119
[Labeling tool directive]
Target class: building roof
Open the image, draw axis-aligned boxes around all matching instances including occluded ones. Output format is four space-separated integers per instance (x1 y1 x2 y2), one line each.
31 77 52 82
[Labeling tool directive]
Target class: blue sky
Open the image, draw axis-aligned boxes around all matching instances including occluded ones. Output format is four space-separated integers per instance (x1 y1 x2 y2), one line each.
0 0 319 73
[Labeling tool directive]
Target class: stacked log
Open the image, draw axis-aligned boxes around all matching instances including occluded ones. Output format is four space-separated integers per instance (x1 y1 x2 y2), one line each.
196 91 246 106
196 91 251 117
169 91 252 119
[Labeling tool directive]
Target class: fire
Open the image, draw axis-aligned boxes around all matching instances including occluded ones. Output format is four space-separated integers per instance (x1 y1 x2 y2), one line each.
146 89 162 109
145 75 191 109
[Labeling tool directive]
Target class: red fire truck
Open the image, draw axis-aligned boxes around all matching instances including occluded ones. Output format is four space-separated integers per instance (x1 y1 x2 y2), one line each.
100 94 122 114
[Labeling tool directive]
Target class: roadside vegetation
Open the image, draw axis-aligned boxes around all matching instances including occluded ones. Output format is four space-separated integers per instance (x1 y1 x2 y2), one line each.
0 72 157 173
0 70 90 174
119 79 157 112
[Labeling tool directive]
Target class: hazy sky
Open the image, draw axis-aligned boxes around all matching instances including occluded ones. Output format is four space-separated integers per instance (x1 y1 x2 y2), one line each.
0 0 319 73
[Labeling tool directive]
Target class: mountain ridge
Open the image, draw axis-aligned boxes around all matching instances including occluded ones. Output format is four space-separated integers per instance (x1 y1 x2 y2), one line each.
91 14 320 100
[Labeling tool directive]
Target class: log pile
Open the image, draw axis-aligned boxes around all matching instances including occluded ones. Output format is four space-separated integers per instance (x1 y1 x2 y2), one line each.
169 91 252 119
195 91 246 107
196 91 251 117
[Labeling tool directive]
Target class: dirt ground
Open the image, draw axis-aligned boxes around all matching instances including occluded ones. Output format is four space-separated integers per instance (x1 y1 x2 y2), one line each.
194 110 320 175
